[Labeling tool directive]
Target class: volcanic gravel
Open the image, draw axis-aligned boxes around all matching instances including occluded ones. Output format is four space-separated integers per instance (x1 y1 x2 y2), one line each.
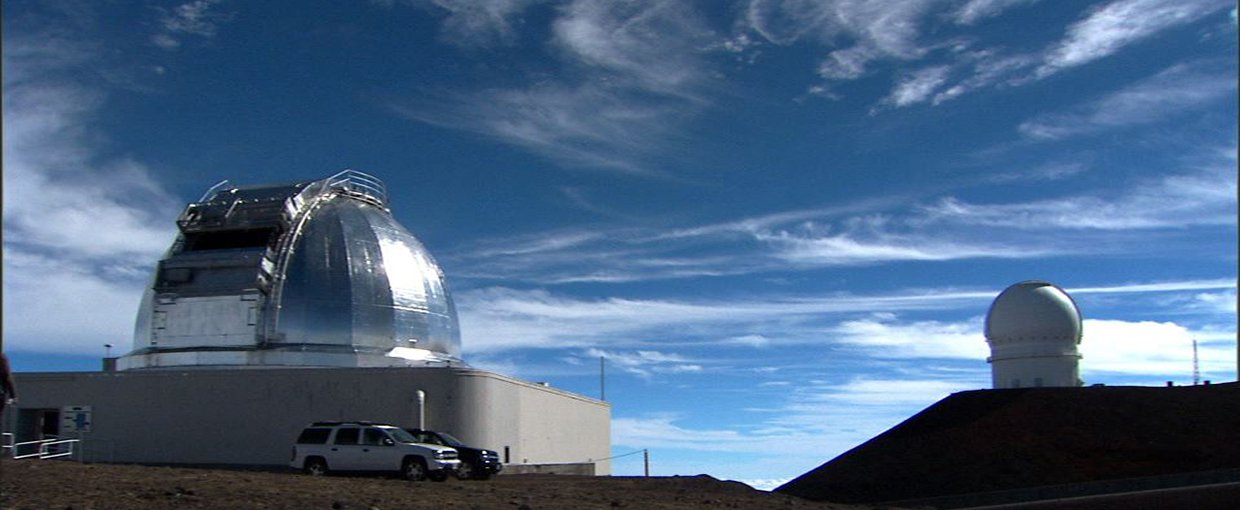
0 459 894 510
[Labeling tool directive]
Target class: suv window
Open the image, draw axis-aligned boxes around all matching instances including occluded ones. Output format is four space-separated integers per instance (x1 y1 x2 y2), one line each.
297 428 331 444
362 428 389 446
334 427 360 445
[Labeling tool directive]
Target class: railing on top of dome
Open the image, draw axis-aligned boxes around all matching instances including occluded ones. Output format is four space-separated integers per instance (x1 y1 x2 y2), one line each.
196 179 233 203
320 169 389 208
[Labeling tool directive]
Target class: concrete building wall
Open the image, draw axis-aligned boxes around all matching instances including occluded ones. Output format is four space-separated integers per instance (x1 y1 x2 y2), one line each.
5 367 609 474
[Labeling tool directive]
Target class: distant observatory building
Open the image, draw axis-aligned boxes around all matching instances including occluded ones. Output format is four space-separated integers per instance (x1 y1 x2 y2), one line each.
5 171 610 473
984 281 1083 389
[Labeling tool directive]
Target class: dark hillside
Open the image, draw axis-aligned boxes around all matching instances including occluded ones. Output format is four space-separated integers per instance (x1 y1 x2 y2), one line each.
776 383 1240 504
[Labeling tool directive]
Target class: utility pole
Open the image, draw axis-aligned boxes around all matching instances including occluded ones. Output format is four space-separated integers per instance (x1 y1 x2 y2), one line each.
644 449 650 477
600 356 606 401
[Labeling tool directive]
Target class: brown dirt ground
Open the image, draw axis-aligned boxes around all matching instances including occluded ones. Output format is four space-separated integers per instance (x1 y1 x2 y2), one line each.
777 383 1240 504
0 459 896 510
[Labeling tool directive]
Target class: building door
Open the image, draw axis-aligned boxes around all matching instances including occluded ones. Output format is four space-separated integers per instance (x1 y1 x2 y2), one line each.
41 410 60 438
16 409 59 441
13 409 60 458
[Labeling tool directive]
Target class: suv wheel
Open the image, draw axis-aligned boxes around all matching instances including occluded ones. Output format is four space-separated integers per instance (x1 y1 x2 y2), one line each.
455 461 475 480
304 458 328 476
402 457 428 481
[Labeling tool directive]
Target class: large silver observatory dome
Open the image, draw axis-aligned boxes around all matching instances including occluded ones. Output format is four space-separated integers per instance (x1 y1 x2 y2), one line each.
120 170 462 370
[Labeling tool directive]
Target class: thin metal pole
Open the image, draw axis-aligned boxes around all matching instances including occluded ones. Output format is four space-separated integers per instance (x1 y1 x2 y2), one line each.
600 356 606 401
644 449 649 477
416 390 426 429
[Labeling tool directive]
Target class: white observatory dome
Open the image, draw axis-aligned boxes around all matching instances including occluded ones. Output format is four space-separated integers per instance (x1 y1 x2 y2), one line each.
120 170 461 370
985 281 1082 345
984 281 1082 389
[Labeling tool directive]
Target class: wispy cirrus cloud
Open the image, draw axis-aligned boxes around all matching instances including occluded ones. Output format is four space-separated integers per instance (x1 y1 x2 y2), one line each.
385 0 713 173
449 142 1233 284
553 0 711 98
952 0 1041 25
151 0 234 50
3 20 180 354
455 279 1235 355
881 65 953 107
755 226 1047 266
584 348 703 378
922 154 1237 231
743 0 1230 107
396 0 543 46
455 285 997 354
1020 61 1237 139
744 0 942 82
1036 0 1232 78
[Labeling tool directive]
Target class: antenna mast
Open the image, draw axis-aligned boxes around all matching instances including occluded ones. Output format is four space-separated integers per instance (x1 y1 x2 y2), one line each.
1192 338 1200 386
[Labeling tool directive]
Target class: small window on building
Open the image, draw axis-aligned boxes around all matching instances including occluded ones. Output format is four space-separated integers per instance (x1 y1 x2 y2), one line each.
182 228 276 251
334 428 360 445
161 267 193 284
297 428 331 444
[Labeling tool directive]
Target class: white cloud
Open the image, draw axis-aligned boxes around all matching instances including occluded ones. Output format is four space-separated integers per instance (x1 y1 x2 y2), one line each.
803 377 972 407
1020 62 1237 139
1070 279 1237 295
609 373 986 479
419 0 541 46
553 0 710 97
922 158 1237 231
1 252 150 354
883 65 952 107
1036 0 1231 78
987 161 1088 183
586 348 702 378
757 228 1043 265
1080 319 1202 380
834 316 989 359
388 0 713 173
456 284 1009 354
390 83 683 173
449 143 1234 281
3 18 180 355
746 0 939 82
952 0 1040 25
151 0 234 51
743 0 1229 106
817 45 880 80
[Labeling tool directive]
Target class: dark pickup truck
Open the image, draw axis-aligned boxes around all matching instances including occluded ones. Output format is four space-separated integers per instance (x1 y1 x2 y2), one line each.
405 429 503 480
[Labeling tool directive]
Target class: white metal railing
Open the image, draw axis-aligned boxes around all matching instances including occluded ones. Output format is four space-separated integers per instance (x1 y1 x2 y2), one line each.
10 437 80 460
322 169 388 207
1 432 12 455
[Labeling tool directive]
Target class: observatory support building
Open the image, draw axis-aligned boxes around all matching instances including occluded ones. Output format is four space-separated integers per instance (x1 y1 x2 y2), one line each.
4 171 610 474
984 281 1083 389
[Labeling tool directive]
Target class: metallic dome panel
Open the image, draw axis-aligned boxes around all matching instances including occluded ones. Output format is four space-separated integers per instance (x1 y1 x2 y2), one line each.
271 196 461 358
120 170 461 370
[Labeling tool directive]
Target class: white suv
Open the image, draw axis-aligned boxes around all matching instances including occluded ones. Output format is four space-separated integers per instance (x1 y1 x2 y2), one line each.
291 421 460 481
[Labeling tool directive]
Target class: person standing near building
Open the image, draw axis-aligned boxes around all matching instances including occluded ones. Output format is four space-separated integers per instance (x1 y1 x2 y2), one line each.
0 352 16 415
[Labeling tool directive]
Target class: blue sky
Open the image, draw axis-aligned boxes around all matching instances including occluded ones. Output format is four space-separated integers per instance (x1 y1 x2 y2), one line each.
3 0 1236 489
